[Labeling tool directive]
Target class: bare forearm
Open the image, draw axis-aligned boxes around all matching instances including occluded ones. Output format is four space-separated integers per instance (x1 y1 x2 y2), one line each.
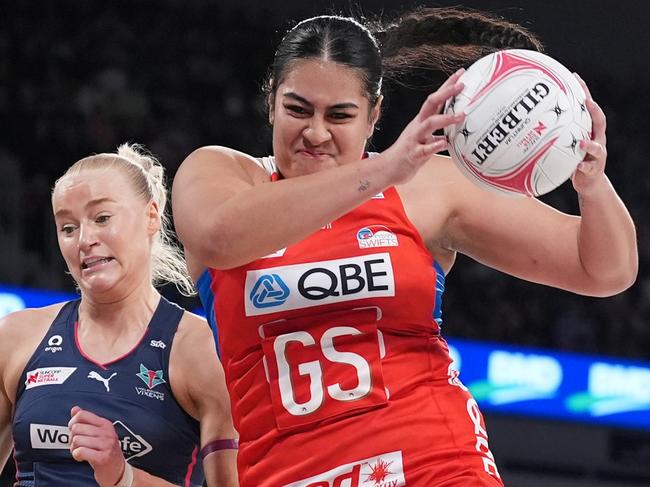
577 175 638 294
131 466 184 486
203 156 394 269
204 450 238 487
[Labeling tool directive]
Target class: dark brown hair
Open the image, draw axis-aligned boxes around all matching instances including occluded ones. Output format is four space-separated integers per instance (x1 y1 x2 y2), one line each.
264 6 542 102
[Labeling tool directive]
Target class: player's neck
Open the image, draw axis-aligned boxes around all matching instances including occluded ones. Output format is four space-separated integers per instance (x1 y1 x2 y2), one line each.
78 282 160 334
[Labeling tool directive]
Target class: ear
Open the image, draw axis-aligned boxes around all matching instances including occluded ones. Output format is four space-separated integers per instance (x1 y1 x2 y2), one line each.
146 201 161 236
367 95 383 138
267 87 275 125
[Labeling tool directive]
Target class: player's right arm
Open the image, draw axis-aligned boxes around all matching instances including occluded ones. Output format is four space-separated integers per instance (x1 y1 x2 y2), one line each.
172 146 394 270
0 366 12 473
0 306 66 469
0 311 26 466
173 77 465 270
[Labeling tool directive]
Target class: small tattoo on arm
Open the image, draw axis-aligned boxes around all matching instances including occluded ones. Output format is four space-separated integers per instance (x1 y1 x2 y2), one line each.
358 179 370 192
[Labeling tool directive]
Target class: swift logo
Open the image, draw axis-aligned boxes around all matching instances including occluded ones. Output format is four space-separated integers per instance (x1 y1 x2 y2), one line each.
88 371 117 392
284 451 405 487
356 226 398 249
245 254 395 316
250 274 290 308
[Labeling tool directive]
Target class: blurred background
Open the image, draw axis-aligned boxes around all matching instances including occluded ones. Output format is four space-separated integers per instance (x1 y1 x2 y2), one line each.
1 0 649 485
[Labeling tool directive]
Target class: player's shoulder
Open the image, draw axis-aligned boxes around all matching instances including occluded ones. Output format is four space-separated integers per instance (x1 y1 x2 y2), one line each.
0 302 67 337
175 310 214 350
0 302 69 365
398 154 466 203
179 145 269 181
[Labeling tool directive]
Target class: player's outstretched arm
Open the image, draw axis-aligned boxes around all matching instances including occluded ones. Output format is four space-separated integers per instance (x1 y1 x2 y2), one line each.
433 78 637 297
566 75 638 293
170 313 239 487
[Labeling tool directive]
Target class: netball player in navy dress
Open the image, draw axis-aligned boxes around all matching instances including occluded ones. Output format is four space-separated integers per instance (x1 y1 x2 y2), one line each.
0 144 239 486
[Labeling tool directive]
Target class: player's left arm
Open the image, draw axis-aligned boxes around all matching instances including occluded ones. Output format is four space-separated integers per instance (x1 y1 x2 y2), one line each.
442 81 637 297
170 313 239 487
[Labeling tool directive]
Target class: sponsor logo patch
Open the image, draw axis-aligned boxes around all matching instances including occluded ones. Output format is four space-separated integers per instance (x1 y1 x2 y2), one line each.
356 226 398 249
135 364 166 401
30 422 153 460
44 335 63 353
136 364 165 389
25 367 76 389
245 253 395 316
113 421 153 460
30 424 70 449
149 339 166 349
284 451 405 487
88 371 117 392
250 274 290 309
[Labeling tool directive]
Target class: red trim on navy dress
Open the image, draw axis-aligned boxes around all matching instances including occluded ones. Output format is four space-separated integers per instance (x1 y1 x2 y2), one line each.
74 321 150 369
184 445 199 487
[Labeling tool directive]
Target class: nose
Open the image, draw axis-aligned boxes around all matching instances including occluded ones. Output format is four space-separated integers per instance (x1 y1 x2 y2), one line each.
302 117 331 146
78 223 99 251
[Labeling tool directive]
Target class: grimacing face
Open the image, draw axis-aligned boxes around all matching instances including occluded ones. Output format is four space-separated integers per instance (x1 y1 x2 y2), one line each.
52 167 160 301
269 59 381 178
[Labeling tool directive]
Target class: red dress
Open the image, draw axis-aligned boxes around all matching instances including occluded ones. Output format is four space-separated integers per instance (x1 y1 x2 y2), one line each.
199 159 503 486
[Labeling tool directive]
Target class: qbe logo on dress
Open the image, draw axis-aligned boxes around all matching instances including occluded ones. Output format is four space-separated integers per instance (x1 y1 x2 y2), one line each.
284 450 405 487
245 253 395 316
249 274 290 309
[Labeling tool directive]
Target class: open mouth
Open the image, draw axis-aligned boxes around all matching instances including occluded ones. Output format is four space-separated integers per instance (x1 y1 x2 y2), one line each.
81 257 114 270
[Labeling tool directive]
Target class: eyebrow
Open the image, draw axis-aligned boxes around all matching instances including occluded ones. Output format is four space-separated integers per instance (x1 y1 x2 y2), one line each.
54 197 117 217
283 92 359 110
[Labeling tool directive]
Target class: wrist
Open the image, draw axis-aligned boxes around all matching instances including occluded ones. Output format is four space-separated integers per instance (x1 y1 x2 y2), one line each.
113 461 134 487
576 174 611 200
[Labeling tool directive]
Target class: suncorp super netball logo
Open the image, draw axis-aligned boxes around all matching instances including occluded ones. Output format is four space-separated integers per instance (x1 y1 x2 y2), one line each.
284 451 405 487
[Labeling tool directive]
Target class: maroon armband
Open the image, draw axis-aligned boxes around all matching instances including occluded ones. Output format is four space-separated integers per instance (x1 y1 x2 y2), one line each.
200 439 239 459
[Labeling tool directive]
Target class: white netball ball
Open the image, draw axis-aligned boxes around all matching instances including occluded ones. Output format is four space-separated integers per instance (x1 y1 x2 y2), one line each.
444 49 592 197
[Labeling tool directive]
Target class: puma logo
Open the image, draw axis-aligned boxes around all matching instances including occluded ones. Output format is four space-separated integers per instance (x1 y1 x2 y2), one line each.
88 371 117 392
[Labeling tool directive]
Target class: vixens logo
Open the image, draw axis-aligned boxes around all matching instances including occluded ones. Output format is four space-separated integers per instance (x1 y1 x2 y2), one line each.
136 364 166 390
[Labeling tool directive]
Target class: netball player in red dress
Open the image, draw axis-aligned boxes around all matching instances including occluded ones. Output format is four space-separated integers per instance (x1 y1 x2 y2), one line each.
172 9 637 487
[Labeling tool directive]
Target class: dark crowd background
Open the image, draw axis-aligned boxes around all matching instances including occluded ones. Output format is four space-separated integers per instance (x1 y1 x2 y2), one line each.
1 0 649 361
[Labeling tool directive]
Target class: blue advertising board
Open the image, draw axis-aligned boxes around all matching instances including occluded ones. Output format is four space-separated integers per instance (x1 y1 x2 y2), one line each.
448 338 650 431
2 284 648 431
